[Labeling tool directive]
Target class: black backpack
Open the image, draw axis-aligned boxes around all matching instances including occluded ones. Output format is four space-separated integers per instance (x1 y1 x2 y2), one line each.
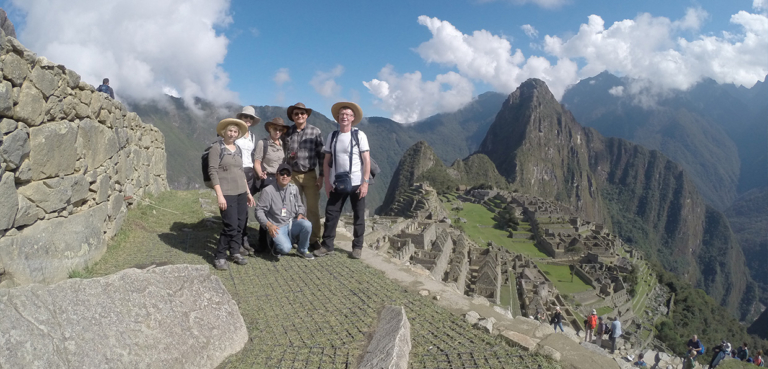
328 128 380 184
201 139 242 189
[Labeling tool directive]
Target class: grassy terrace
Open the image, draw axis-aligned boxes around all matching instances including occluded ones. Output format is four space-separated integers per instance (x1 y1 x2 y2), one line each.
440 196 549 258
535 263 593 295
81 190 559 369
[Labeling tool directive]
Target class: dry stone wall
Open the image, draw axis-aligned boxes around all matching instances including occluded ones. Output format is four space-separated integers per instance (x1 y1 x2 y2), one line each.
0 29 168 287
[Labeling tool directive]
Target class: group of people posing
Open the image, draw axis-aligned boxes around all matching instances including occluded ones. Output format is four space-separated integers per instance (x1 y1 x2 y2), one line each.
206 101 371 270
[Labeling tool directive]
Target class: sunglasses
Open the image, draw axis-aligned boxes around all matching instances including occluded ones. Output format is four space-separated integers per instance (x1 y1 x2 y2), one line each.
278 171 291 177
293 111 307 116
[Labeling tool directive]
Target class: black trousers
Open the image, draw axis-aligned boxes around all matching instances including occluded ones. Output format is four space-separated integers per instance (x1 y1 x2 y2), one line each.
217 192 248 260
242 169 257 247
321 185 366 250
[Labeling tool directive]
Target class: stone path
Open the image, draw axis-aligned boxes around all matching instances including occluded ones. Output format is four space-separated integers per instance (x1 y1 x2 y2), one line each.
88 190 559 368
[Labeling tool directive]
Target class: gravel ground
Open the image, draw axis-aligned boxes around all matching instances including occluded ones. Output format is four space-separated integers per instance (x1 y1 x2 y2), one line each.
88 190 560 369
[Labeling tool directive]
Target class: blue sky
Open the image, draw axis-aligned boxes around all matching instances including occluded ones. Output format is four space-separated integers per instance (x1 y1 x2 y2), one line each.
3 0 766 122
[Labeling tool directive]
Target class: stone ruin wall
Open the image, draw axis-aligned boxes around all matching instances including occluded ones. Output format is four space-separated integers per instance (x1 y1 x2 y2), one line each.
0 30 168 287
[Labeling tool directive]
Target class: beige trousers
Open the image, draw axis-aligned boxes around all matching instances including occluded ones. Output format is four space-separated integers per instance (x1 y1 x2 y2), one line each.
291 170 321 243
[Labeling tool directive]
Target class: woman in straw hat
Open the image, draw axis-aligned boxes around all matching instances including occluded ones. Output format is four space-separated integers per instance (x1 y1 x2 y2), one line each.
209 118 256 270
254 117 289 190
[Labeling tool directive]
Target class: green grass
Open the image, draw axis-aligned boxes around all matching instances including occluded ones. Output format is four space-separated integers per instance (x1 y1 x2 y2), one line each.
448 201 549 258
536 263 594 294
596 306 613 316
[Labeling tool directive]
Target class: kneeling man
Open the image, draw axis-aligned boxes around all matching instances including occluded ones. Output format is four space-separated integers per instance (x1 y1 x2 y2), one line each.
255 163 314 259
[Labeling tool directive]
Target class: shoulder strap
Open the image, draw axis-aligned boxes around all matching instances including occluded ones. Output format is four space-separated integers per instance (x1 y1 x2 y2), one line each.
331 130 340 169
352 128 364 163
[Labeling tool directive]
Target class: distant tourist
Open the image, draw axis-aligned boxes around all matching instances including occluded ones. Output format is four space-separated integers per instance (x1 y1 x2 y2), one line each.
314 102 370 260
284 102 325 251
737 342 750 361
550 306 564 332
687 335 704 356
254 117 288 253
754 349 764 366
208 118 255 270
596 316 607 347
96 78 114 99
585 309 598 343
610 317 622 354
709 340 728 368
254 163 313 259
234 106 261 256
634 352 647 367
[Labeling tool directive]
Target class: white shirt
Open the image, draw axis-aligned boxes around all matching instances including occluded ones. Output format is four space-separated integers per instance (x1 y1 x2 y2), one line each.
323 129 369 186
235 132 256 168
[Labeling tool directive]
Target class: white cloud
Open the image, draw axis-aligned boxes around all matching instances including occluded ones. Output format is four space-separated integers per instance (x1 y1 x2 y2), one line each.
10 0 238 106
273 68 290 86
755 0 767 11
544 10 768 90
608 86 624 96
521 24 538 38
310 65 344 98
674 7 709 31
249 27 260 37
363 65 474 123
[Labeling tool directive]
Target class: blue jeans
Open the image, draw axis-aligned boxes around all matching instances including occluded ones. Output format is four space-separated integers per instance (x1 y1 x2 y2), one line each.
553 322 564 332
271 219 311 254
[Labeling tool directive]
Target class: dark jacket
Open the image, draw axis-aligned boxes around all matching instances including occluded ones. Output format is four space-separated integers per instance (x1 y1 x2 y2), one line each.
550 311 563 324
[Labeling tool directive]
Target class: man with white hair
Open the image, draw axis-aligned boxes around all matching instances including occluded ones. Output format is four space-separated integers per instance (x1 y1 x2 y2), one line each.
313 102 370 260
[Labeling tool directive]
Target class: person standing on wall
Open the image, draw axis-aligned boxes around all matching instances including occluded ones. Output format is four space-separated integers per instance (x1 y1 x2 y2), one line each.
610 317 622 354
208 118 255 270
234 106 261 256
284 103 325 251
585 309 598 343
313 102 370 260
96 78 114 99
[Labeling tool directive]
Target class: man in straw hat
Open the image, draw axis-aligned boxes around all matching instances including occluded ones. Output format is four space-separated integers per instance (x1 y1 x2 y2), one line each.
234 106 261 255
209 118 256 270
313 102 370 260
284 102 325 251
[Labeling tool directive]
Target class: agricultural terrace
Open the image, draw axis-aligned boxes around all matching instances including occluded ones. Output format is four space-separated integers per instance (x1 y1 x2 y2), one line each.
440 194 549 259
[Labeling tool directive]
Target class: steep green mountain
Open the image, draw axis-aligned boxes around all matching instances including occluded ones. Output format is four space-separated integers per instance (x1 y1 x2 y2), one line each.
478 78 755 318
561 72 768 311
725 187 768 304
128 92 506 211
379 141 509 213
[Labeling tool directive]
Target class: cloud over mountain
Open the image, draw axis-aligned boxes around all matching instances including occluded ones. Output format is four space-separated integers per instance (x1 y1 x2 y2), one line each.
8 0 237 106
365 5 767 122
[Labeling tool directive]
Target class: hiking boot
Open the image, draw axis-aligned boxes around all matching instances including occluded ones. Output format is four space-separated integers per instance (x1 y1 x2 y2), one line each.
297 250 315 260
232 254 248 265
351 248 362 259
214 259 228 270
313 247 334 257
241 243 255 256
309 241 322 252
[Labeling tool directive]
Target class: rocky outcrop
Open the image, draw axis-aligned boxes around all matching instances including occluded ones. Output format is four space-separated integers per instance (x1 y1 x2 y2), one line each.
0 265 248 368
0 8 15 39
359 305 411 369
0 28 168 287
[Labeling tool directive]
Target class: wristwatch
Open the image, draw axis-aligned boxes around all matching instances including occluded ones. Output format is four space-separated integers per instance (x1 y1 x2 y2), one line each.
363 178 370 183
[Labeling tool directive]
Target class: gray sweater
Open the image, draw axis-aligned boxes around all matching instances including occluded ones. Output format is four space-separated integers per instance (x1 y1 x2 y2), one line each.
255 182 305 228
208 141 247 196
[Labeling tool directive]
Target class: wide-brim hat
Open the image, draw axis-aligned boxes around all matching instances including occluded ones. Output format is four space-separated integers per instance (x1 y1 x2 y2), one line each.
236 105 261 125
591 309 597 314
216 118 248 139
264 117 289 133
286 102 313 122
331 101 363 126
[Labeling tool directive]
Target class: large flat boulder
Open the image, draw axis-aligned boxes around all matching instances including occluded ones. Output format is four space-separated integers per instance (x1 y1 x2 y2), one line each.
0 203 108 285
0 264 247 368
